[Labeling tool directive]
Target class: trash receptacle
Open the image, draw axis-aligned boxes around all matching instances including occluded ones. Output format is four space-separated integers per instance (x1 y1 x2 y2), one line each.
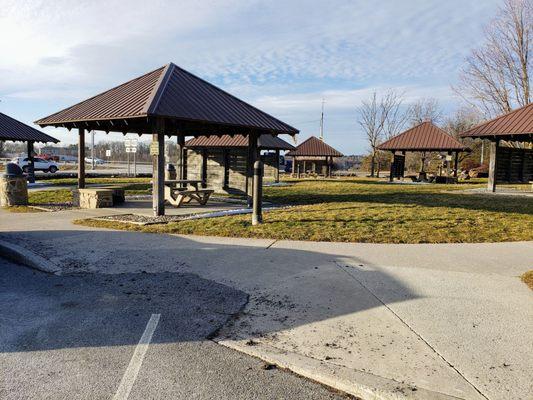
0 163 28 206
165 163 177 181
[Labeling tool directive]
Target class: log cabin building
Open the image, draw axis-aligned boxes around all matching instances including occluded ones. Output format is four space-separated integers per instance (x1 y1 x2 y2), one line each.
184 134 295 194
461 103 533 192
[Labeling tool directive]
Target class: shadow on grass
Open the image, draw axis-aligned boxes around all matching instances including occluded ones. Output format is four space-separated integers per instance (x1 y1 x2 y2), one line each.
265 190 532 216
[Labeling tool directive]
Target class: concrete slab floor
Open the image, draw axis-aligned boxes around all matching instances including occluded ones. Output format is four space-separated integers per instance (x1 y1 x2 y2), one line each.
0 208 532 399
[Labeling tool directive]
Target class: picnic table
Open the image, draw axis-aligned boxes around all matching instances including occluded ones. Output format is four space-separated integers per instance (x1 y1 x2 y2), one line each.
163 179 213 207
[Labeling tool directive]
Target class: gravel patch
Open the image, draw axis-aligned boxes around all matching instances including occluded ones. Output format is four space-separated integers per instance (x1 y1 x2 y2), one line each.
92 205 291 225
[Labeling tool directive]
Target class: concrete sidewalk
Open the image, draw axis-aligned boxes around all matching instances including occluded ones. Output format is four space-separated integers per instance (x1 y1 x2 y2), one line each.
1 208 532 399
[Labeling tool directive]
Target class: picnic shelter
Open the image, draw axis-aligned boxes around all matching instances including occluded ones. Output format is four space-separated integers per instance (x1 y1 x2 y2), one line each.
0 112 59 182
378 121 469 182
184 134 295 194
35 63 298 217
460 103 533 192
286 136 343 177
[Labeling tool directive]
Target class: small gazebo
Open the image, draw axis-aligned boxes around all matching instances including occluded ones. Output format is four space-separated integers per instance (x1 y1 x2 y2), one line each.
286 136 343 177
0 112 59 182
460 103 533 192
184 134 295 193
378 121 469 182
35 62 298 217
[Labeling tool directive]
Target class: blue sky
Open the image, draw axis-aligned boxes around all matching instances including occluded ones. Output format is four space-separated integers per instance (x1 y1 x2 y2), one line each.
0 0 501 154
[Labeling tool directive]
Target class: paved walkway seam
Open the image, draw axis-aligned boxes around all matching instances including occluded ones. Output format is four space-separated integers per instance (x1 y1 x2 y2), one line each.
335 262 490 400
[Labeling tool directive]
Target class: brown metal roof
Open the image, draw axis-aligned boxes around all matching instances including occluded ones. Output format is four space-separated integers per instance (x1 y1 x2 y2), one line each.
35 63 298 136
185 134 295 150
0 112 59 143
460 103 533 140
378 122 468 151
285 136 343 157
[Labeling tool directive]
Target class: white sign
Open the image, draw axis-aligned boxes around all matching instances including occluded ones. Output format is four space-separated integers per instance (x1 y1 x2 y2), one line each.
126 147 137 153
124 138 138 148
105 149 111 157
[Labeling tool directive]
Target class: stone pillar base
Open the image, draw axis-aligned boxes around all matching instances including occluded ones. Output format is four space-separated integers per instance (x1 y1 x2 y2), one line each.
0 176 28 207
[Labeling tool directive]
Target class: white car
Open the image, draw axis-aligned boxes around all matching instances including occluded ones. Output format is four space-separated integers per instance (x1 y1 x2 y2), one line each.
85 157 105 165
12 157 59 173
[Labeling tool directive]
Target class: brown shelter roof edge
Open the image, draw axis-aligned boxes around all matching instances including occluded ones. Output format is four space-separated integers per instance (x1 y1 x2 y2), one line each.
378 122 468 152
35 63 299 137
184 134 295 150
460 103 533 140
285 136 343 157
0 112 59 143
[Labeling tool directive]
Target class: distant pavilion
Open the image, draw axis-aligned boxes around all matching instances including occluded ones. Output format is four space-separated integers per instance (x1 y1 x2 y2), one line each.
286 136 343 177
35 62 298 216
461 103 533 192
378 121 469 181
184 134 295 194
0 112 59 182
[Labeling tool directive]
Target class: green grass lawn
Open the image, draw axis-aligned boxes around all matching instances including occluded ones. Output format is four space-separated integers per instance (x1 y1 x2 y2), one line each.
74 178 533 244
25 178 152 205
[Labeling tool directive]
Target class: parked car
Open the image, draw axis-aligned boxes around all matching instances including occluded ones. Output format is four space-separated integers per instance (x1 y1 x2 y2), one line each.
11 157 59 173
85 157 105 165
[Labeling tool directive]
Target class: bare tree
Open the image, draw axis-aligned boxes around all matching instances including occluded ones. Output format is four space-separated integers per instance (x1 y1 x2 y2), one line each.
444 106 484 165
456 0 532 117
383 91 409 139
408 98 443 126
358 90 406 177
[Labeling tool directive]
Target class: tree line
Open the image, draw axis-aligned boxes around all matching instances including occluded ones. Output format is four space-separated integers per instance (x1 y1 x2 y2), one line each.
358 0 532 177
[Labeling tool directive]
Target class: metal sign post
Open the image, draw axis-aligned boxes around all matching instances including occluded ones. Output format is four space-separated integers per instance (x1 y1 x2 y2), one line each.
124 138 138 177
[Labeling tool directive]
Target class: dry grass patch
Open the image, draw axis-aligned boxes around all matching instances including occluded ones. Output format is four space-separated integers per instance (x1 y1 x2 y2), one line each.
74 179 533 243
2 205 44 213
521 271 533 290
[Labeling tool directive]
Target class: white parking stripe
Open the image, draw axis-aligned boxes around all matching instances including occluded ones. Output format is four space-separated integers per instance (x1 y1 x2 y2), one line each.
113 314 161 400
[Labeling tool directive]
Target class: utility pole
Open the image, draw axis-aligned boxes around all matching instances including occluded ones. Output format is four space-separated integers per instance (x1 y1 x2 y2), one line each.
319 98 325 141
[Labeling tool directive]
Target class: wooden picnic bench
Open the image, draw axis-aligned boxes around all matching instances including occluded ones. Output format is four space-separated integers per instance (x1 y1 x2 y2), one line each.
163 179 213 207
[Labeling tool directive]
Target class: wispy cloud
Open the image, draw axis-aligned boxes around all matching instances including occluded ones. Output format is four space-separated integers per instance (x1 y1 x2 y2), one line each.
0 0 501 153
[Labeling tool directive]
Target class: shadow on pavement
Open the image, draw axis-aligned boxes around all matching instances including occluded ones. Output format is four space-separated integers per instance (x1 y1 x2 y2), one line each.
0 229 418 353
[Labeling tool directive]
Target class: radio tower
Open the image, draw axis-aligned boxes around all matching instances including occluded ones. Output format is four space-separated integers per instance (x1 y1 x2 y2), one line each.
319 98 325 141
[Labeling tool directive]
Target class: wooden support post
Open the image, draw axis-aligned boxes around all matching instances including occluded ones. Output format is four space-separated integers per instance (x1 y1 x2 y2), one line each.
275 149 280 183
454 152 459 178
252 159 263 225
201 148 207 188
177 135 185 180
303 160 306 176
247 133 258 207
26 141 35 184
389 152 394 182
520 148 527 182
488 140 499 192
223 149 230 188
292 156 297 177
446 151 452 178
78 128 85 189
183 148 188 180
152 119 165 216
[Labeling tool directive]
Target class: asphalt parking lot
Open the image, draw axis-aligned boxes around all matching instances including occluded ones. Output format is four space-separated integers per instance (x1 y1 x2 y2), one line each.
0 259 348 400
